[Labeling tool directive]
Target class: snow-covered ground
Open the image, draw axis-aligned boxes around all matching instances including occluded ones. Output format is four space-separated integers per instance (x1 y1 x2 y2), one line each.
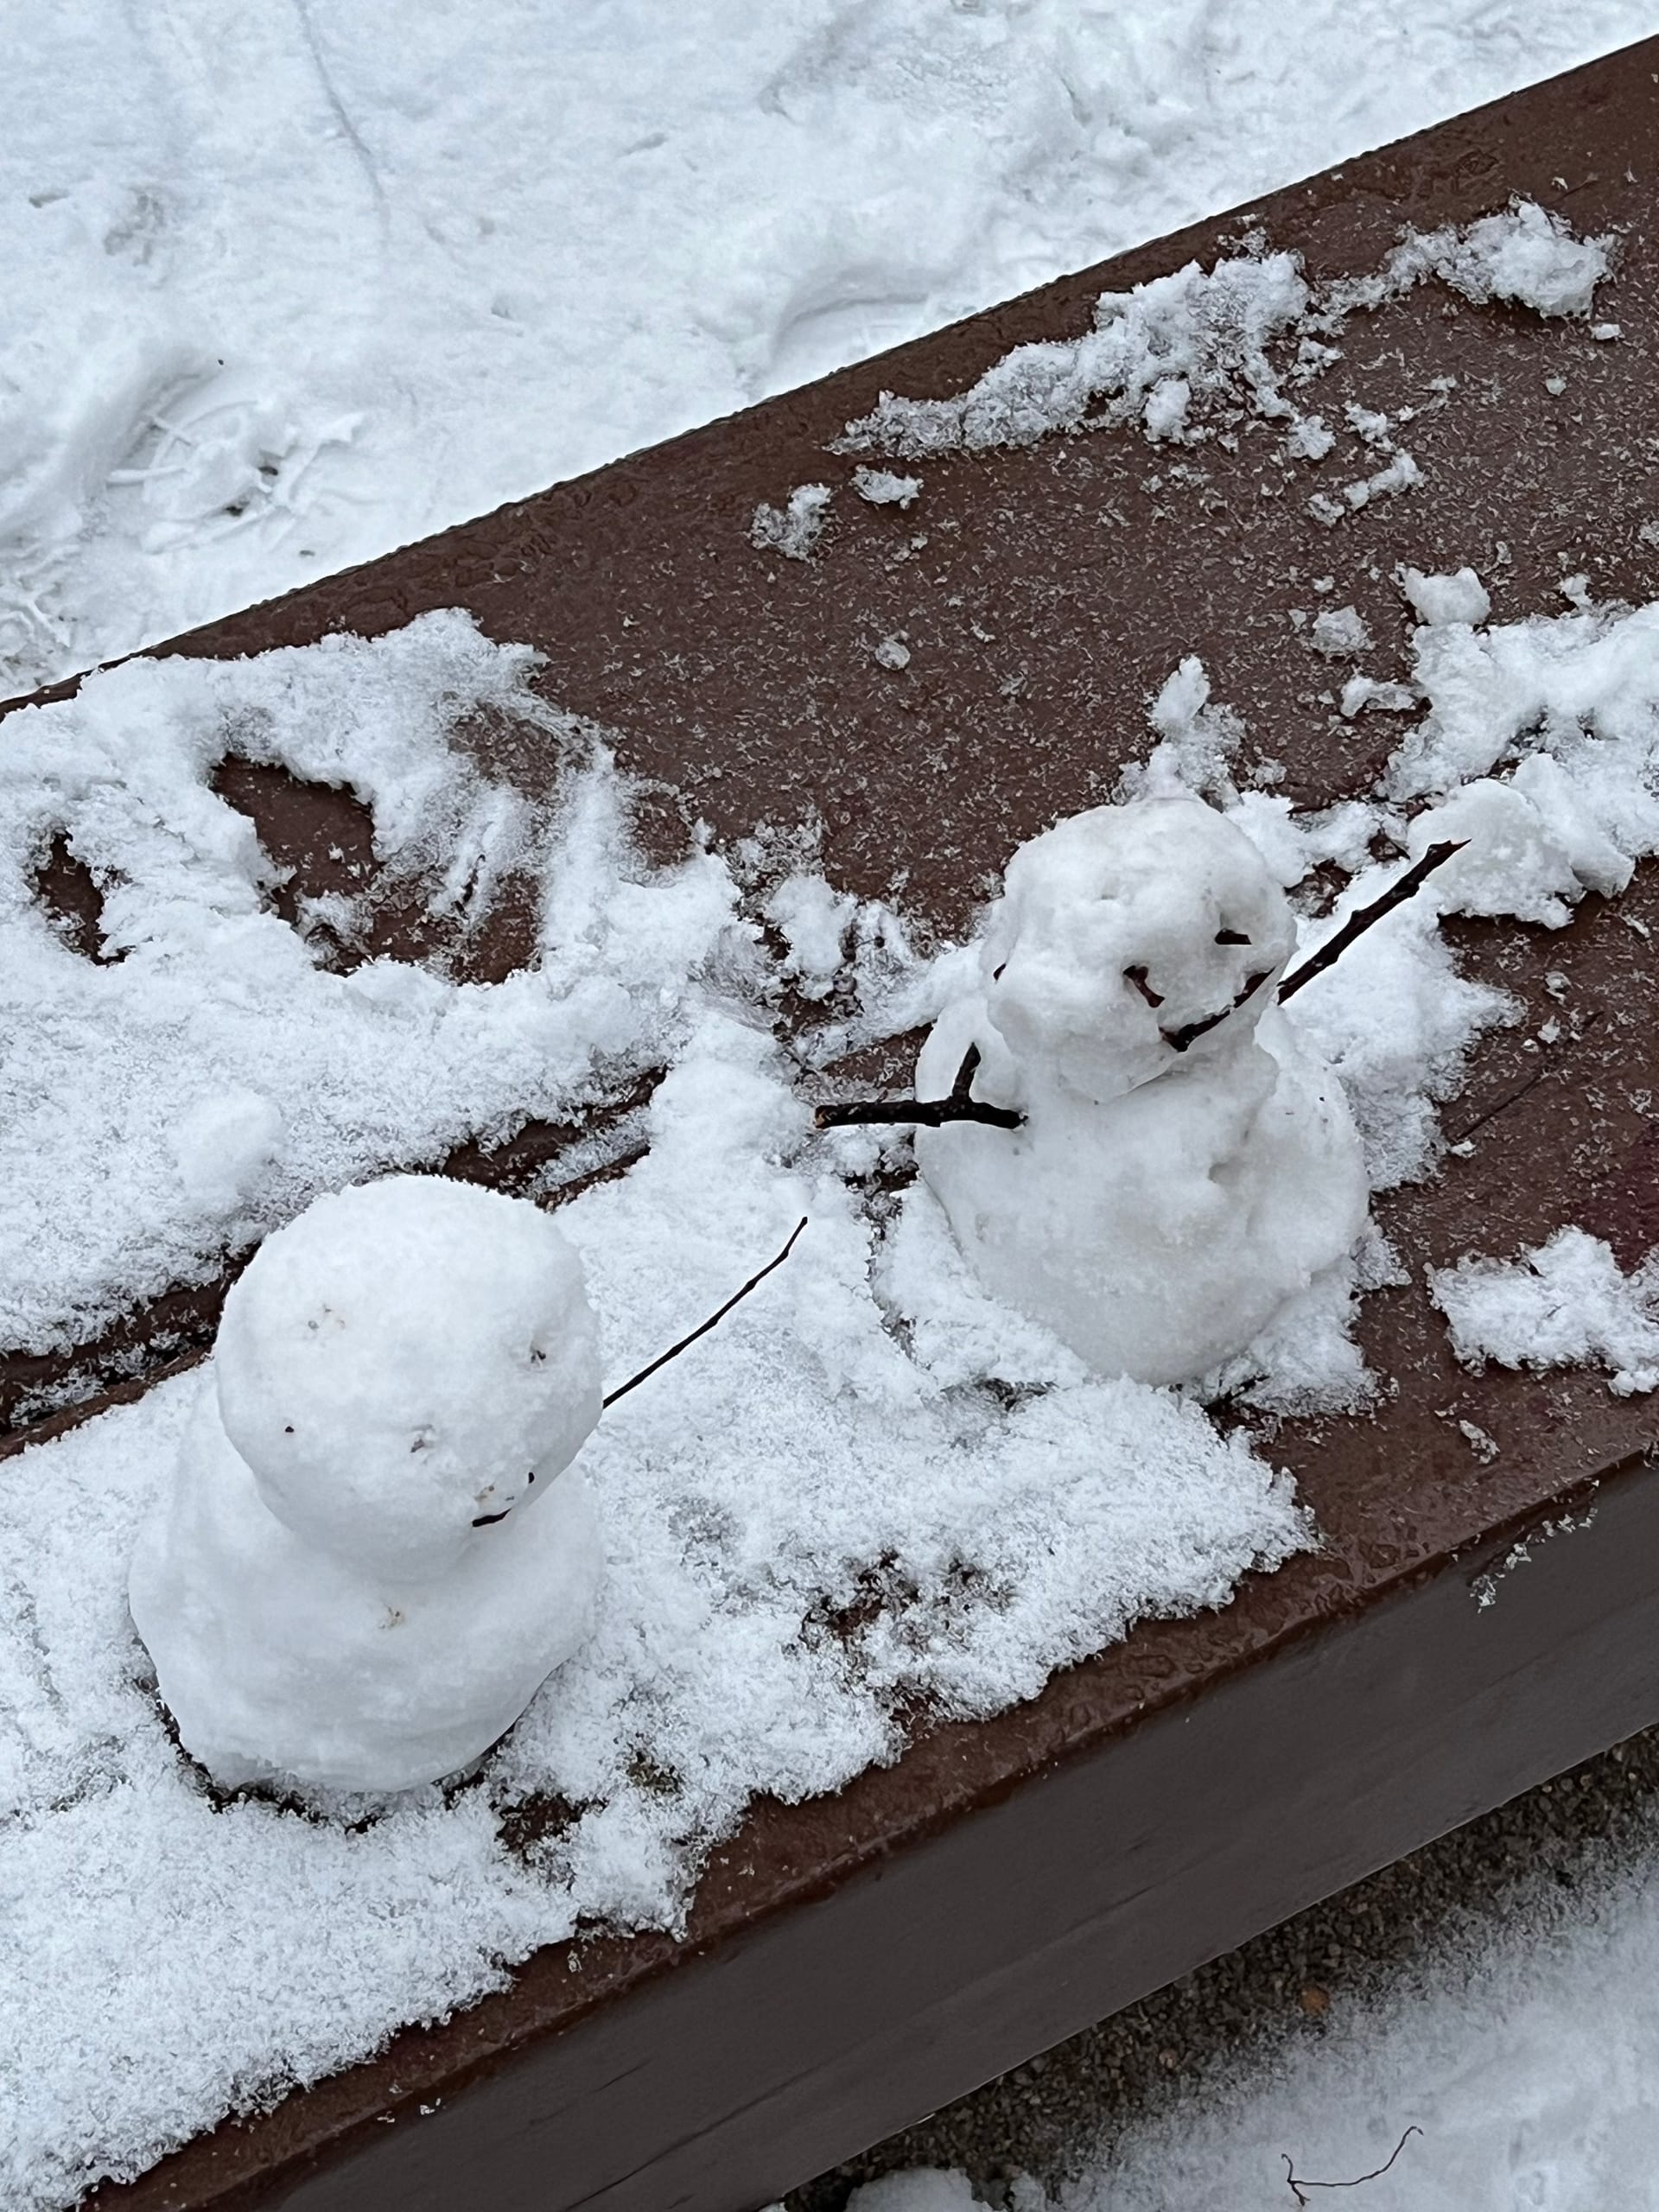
4 0 1657 696
848 1801 1659 2209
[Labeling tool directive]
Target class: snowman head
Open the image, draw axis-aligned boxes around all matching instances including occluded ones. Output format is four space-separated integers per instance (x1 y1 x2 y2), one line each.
215 1176 603 1581
980 798 1294 1105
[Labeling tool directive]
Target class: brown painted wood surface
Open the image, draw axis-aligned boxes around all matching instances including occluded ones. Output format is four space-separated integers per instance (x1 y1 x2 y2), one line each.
0 32 1649 2209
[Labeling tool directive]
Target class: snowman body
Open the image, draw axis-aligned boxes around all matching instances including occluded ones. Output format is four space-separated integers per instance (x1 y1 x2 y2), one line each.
914 799 1367 1385
130 1174 605 1794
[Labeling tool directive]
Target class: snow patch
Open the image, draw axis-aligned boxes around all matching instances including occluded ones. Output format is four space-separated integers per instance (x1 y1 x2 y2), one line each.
1431 1229 1659 1396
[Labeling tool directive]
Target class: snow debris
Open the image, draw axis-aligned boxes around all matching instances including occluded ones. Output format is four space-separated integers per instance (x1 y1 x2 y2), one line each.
1408 200 1612 318
0 612 736 1360
1339 675 1417 716
1342 449 1421 509
828 202 1607 523
1399 564 1491 626
1432 1229 1659 1396
1118 656 1245 804
1328 200 1614 322
750 482 834 560
874 633 912 670
1309 605 1371 657
1285 413 1336 461
1470 1508 1598 1610
1592 321 1624 340
1383 599 1659 921
836 251 1309 458
852 467 922 507
847 2177 983 2212
764 871 857 998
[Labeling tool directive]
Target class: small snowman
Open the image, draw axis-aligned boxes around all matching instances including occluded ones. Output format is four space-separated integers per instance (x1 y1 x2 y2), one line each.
130 1174 605 1794
911 798 1368 1385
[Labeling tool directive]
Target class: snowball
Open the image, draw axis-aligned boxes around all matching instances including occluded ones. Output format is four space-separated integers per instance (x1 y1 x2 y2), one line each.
1431 1229 1659 1396
1398 564 1491 626
851 467 922 507
913 798 1367 1385
130 1174 606 1789
749 482 833 559
168 1090 283 1214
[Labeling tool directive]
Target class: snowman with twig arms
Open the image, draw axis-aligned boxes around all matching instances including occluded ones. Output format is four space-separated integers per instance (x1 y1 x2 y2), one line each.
821 797 1454 1386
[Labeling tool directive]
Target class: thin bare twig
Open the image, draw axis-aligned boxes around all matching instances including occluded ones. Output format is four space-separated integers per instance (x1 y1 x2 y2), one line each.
1278 843 1465 1003
601 1217 808 1408
1283 2126 1422 2206
814 1044 1023 1133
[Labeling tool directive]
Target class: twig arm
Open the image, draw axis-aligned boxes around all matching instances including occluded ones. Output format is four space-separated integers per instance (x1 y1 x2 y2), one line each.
1279 842 1465 1004
602 1217 808 1408
815 1043 1023 1133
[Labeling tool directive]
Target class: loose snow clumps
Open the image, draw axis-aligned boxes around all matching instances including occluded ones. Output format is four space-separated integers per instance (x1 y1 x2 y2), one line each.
913 798 1368 1385
1395 200 1611 318
836 252 1309 457
129 1175 605 1792
1431 1229 1659 1397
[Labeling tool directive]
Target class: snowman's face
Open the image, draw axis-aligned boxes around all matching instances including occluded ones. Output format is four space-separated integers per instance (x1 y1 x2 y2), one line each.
214 1177 603 1582
980 798 1295 1104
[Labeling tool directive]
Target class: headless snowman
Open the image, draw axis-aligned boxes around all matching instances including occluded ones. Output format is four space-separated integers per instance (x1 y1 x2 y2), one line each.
130 1174 604 1794
914 798 1368 1385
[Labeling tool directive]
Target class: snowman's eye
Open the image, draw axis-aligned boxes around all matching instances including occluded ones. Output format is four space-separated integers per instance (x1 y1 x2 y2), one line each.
526 1469 536 1484
529 1345 547 1364
1124 965 1165 1009
992 963 1007 982
1215 929 1250 946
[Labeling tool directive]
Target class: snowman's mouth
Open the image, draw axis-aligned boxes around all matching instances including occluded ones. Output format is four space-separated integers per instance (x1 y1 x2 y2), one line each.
471 1507 512 1527
1161 969 1274 1053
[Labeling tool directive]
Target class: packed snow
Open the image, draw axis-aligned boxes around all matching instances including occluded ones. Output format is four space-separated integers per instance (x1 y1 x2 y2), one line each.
912 800 1368 1386
6 5 1651 696
130 1177 607 1792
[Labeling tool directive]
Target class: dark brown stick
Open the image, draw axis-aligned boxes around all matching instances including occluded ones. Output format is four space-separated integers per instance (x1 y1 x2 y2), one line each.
814 1044 1023 1133
1283 2126 1422 2206
602 1217 809 1408
1278 842 1465 1003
